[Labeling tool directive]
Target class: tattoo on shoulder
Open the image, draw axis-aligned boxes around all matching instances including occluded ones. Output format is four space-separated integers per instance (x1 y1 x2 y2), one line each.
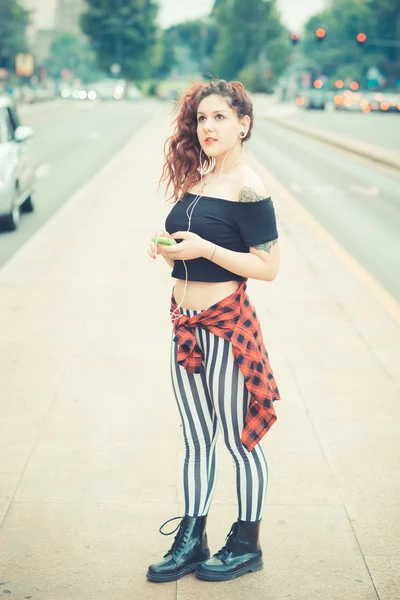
254 239 278 254
238 187 265 202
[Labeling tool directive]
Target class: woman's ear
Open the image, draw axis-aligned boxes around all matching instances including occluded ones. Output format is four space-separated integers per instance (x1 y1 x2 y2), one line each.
240 115 251 134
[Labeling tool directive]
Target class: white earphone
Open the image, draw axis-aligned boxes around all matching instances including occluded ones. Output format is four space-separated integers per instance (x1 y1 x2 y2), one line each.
169 126 246 321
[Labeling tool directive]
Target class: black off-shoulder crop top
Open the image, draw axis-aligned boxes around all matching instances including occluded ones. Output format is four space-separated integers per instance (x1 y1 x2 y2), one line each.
165 192 278 282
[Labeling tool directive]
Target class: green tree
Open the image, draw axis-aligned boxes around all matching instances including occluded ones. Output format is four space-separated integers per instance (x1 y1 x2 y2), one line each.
151 27 180 79
301 0 400 86
44 33 100 82
80 0 159 81
210 0 289 86
0 0 29 70
164 18 219 76
368 0 400 85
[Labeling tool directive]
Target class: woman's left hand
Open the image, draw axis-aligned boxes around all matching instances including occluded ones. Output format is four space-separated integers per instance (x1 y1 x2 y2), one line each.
161 231 212 261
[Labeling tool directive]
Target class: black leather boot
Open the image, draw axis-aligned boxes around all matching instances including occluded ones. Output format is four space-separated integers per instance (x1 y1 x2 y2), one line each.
146 515 210 583
196 518 263 581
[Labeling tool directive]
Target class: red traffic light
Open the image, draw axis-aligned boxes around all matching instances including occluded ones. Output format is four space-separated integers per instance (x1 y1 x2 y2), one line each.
316 28 326 39
357 32 367 43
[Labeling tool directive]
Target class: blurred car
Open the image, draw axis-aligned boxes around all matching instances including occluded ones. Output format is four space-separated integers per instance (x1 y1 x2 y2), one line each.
334 90 364 111
125 84 142 101
90 79 125 100
367 90 400 113
0 95 36 231
344 90 400 113
296 88 328 110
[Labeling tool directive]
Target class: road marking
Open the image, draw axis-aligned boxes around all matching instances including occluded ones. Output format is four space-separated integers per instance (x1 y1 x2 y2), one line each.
77 103 96 110
86 131 101 141
35 163 51 179
249 151 400 328
350 184 380 196
265 106 299 119
308 184 341 195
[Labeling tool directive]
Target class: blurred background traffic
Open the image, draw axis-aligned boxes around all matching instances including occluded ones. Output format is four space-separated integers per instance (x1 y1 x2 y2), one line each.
1 0 399 110
0 0 399 301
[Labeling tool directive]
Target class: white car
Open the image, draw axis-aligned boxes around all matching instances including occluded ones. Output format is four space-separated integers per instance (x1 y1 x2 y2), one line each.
90 79 125 100
0 95 36 231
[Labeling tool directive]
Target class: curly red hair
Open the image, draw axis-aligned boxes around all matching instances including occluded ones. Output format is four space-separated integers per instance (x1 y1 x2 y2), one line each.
159 79 254 203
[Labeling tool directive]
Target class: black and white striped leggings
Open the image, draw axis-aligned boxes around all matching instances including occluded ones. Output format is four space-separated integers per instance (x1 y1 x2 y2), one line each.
170 307 268 522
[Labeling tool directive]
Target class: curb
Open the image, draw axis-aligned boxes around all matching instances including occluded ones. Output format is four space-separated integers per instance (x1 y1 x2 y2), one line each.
262 113 400 171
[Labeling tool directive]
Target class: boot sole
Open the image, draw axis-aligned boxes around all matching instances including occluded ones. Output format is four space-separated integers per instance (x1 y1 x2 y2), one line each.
196 558 263 581
146 562 201 583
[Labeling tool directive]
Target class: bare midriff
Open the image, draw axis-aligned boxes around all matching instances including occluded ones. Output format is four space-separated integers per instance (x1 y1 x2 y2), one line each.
173 279 241 310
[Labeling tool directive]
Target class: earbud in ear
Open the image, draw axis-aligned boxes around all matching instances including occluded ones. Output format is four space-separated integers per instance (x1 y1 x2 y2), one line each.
239 127 246 138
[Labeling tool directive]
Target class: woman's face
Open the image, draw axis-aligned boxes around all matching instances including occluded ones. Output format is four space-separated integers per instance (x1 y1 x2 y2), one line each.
196 94 245 158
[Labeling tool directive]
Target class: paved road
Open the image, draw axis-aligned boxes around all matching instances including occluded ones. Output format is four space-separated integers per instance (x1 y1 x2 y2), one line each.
250 119 400 302
0 99 157 267
280 104 399 151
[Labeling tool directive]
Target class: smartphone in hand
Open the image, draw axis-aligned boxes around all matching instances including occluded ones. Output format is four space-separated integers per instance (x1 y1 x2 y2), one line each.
151 236 177 246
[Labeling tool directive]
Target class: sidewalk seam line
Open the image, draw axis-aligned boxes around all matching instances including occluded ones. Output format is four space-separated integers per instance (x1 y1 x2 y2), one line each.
284 358 381 600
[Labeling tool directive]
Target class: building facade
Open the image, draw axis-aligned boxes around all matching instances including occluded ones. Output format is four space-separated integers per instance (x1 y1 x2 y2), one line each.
18 0 85 64
56 0 86 35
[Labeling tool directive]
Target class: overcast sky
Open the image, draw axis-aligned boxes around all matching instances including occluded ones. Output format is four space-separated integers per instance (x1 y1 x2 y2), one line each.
158 0 328 31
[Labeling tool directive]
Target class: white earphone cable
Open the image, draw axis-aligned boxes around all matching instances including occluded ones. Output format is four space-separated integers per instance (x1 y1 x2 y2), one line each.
169 128 245 321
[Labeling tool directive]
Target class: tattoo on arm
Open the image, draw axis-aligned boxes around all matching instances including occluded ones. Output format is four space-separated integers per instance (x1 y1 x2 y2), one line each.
238 187 265 202
255 239 278 254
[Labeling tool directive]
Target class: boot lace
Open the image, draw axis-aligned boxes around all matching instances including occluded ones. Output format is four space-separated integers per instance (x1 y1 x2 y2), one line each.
159 515 190 558
215 521 239 563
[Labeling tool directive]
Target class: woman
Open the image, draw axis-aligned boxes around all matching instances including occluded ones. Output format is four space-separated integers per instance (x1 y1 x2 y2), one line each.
146 79 280 583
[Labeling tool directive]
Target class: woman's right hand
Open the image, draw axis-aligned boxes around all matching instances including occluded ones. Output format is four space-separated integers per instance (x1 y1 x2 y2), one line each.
148 230 172 260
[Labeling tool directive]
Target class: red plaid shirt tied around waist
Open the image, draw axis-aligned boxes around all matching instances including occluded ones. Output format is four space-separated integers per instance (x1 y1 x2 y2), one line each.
170 281 280 452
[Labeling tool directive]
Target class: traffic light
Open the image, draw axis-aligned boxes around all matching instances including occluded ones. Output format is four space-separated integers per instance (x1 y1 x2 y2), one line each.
315 28 326 42
356 32 367 46
290 33 299 45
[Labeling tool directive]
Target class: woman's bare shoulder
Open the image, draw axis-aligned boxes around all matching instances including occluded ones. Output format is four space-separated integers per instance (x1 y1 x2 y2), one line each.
233 165 269 202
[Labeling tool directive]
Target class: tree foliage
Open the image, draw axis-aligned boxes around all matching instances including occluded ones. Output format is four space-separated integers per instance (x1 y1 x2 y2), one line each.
80 0 159 81
302 0 400 85
163 18 219 77
44 34 100 82
368 0 400 83
156 0 289 89
0 0 29 70
210 0 290 88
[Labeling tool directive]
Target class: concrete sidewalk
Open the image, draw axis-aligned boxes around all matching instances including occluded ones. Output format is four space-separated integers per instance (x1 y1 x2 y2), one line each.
0 105 399 600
